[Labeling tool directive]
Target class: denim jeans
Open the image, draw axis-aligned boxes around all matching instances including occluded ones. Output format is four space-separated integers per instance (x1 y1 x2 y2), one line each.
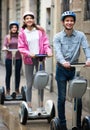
55 64 82 127
5 58 22 91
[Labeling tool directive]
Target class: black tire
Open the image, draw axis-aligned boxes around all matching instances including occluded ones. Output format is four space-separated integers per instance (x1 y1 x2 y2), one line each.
0 86 5 105
47 103 55 123
50 117 60 130
21 86 26 101
82 116 90 130
19 103 28 125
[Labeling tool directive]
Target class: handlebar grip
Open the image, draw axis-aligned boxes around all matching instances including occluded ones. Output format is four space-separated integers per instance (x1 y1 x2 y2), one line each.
71 63 85 65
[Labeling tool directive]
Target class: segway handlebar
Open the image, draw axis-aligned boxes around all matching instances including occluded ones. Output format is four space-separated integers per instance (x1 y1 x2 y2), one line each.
35 54 48 58
35 54 51 61
2 47 18 52
70 63 85 67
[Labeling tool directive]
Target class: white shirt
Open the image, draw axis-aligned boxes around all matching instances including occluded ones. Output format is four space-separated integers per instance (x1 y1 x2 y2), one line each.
24 28 39 54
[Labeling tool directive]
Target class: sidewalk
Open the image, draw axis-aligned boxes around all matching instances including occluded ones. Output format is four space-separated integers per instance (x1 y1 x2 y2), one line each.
0 64 89 130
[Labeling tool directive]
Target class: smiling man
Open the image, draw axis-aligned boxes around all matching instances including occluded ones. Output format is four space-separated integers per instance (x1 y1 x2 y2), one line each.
53 11 90 130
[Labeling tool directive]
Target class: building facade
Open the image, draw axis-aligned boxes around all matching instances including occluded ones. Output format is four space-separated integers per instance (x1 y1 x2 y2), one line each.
0 0 90 112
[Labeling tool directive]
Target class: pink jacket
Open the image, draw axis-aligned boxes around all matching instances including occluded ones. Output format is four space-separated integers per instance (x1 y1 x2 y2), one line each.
18 28 52 64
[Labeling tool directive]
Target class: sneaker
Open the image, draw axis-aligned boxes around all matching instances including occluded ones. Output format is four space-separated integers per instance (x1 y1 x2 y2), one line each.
6 90 10 95
77 127 82 130
37 107 46 114
15 89 20 94
41 107 45 112
61 125 68 130
28 107 32 113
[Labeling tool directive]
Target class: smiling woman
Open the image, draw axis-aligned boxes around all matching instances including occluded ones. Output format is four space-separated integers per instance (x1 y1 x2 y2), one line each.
18 11 52 111
2 21 22 95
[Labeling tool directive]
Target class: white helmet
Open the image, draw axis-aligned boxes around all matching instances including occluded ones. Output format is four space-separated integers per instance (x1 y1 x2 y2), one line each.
23 11 35 19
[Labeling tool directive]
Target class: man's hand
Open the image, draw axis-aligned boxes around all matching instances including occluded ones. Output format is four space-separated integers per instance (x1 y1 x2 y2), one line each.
85 61 90 67
62 61 71 68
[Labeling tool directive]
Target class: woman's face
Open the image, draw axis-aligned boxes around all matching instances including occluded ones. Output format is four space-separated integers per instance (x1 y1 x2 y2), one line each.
10 25 18 33
24 15 35 27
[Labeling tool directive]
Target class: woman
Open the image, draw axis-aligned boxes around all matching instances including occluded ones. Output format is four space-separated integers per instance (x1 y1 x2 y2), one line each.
3 21 22 95
18 11 52 111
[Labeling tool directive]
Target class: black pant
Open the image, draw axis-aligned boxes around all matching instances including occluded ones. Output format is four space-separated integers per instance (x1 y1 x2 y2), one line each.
5 58 22 91
56 64 82 127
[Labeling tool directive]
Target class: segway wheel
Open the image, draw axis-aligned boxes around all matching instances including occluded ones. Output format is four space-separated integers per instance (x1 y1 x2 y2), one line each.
19 103 28 125
0 86 5 105
21 86 26 101
47 103 55 123
50 117 60 130
82 116 90 130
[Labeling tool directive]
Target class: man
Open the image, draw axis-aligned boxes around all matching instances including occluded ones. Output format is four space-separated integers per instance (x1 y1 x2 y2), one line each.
53 11 90 130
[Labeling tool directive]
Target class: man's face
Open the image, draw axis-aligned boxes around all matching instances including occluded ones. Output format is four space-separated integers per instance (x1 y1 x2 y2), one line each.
62 16 75 30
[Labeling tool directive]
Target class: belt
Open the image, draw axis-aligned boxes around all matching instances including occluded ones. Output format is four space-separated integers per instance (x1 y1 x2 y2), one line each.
57 62 75 71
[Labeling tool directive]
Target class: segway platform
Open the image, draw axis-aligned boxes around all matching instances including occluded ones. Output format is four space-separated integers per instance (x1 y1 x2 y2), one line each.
19 100 55 125
50 63 87 130
1 48 26 104
19 54 55 125
0 86 26 104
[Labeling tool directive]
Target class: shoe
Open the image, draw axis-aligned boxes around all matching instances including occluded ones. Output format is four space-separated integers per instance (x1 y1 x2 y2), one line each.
37 107 45 111
77 127 82 130
28 107 32 112
15 89 20 94
6 90 10 95
41 107 45 111
61 125 68 130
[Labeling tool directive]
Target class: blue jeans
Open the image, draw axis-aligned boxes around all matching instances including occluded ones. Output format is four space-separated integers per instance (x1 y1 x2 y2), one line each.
55 64 82 127
5 58 22 91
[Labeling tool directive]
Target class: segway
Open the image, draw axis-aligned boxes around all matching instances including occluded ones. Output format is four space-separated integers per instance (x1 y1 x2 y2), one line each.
0 48 26 104
19 54 55 125
50 63 87 130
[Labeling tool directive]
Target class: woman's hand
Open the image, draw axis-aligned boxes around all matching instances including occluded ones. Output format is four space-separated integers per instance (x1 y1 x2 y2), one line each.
2 46 7 51
36 25 45 32
47 52 53 57
29 53 35 58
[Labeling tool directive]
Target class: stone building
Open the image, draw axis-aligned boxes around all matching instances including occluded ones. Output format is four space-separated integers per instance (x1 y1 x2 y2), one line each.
0 0 90 112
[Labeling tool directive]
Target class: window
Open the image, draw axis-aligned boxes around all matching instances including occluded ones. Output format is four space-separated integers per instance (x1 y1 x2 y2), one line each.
84 0 90 20
37 0 40 24
62 0 70 13
16 0 20 22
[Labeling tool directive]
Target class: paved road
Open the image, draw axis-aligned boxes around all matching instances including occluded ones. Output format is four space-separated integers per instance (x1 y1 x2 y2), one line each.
0 64 89 130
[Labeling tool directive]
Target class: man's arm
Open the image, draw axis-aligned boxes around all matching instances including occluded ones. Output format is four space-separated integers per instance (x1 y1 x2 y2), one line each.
81 32 90 66
53 34 66 64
